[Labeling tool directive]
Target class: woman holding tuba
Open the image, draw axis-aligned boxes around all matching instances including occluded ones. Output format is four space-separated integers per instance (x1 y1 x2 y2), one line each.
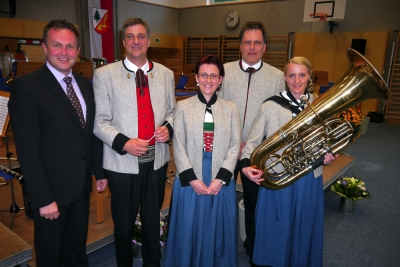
240 57 336 266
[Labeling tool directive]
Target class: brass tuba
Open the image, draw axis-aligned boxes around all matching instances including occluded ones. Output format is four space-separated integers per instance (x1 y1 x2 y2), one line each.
250 48 393 190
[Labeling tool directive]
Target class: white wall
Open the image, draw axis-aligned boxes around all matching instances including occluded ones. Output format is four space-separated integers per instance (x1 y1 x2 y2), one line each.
135 0 180 9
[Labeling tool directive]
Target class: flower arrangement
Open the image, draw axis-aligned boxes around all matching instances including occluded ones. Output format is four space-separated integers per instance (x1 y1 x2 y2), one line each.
330 176 371 201
336 107 365 138
132 213 168 246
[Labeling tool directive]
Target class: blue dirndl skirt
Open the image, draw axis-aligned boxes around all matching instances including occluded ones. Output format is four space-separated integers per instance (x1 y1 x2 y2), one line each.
253 172 324 267
165 151 237 267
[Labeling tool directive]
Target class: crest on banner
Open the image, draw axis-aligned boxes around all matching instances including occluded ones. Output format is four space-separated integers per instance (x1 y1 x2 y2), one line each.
92 8 109 34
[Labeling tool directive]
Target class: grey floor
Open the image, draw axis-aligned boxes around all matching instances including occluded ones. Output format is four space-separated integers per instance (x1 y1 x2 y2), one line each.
88 121 400 267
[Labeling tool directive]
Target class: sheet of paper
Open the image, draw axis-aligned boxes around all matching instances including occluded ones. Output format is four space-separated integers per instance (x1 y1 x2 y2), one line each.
0 96 10 135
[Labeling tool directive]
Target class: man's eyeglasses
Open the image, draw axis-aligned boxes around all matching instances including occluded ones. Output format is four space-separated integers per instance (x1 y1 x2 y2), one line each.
197 73 221 81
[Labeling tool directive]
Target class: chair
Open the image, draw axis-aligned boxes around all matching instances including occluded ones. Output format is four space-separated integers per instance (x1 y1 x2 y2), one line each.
91 173 112 224
319 82 334 94
175 73 197 100
184 73 197 92
175 75 189 91
92 175 105 224
174 73 181 88
312 70 329 95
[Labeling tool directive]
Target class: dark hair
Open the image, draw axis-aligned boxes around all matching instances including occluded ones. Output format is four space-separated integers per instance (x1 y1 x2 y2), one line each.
284 57 315 94
195 55 225 77
238 21 267 43
121 18 151 38
43 20 79 45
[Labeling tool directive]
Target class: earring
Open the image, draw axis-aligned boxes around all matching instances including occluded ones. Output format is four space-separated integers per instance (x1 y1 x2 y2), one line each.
196 83 199 86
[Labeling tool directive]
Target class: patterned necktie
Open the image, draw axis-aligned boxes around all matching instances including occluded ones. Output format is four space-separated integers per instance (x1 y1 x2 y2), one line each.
63 76 85 128
136 68 148 96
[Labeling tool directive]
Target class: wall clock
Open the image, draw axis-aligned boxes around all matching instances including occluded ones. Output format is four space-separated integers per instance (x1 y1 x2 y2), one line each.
225 10 240 28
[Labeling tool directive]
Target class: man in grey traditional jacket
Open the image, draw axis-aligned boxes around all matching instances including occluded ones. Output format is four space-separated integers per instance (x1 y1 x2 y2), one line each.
93 18 175 267
219 21 285 266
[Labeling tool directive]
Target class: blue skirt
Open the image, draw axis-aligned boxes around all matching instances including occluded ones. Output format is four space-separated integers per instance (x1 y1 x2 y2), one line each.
253 172 324 267
165 151 237 267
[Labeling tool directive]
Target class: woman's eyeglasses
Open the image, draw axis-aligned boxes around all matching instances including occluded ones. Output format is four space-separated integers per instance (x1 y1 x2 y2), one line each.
197 73 221 81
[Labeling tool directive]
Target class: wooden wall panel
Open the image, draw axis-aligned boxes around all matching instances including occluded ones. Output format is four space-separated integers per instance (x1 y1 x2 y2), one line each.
0 18 24 38
23 20 48 39
333 32 361 81
293 31 389 115
360 31 389 114
361 31 389 74
314 33 338 82
292 33 316 64
0 18 78 40
119 31 184 64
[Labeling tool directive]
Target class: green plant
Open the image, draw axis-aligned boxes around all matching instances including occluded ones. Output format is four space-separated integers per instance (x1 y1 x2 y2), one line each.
132 213 167 246
330 176 371 201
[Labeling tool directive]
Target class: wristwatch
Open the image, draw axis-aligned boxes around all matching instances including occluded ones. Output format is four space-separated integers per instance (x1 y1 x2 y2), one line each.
220 179 226 185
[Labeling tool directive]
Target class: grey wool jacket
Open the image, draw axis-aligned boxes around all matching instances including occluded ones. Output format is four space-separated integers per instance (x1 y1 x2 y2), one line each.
219 60 285 142
241 93 323 178
173 94 241 185
93 60 176 174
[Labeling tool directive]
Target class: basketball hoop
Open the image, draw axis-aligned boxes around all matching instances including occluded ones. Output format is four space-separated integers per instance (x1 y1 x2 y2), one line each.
310 13 327 32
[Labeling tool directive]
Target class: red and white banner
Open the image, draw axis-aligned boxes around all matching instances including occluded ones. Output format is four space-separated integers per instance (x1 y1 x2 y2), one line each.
88 0 114 62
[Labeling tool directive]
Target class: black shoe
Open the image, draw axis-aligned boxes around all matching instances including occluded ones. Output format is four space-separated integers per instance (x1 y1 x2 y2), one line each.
250 260 257 267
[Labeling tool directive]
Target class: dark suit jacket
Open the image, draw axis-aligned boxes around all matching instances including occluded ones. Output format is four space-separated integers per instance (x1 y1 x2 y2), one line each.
8 65 105 209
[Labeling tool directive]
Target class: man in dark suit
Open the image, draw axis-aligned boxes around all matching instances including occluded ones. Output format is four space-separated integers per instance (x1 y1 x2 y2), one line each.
8 20 106 267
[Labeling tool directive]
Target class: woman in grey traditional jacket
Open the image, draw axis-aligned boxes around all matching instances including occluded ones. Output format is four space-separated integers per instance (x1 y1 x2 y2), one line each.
240 57 336 267
165 55 241 267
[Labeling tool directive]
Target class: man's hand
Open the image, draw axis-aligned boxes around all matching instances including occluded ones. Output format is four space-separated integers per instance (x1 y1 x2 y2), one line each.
154 126 169 143
96 179 108 192
324 153 339 165
242 166 264 185
39 201 60 220
189 180 208 195
123 138 148 156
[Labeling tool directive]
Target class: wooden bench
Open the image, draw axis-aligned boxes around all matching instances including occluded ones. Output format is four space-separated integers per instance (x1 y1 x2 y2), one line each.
322 153 355 189
0 222 32 267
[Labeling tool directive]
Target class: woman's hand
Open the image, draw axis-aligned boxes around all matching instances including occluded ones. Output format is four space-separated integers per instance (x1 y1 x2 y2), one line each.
242 166 264 185
207 179 223 195
190 180 208 195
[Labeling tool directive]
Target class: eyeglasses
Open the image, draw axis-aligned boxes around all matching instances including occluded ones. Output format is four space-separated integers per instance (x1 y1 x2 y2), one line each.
197 73 221 81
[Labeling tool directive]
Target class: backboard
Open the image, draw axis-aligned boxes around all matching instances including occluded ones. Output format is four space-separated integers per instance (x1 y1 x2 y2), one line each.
303 0 346 22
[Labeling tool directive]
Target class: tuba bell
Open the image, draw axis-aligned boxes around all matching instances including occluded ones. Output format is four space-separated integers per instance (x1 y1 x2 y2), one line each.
250 48 393 190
